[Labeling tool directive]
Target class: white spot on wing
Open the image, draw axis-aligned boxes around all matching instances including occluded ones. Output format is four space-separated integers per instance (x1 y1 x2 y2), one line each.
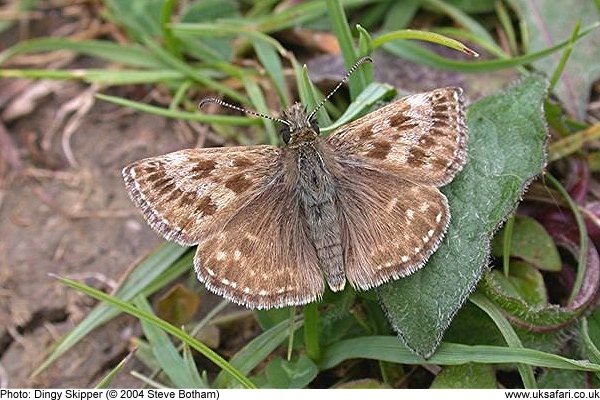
216 251 226 261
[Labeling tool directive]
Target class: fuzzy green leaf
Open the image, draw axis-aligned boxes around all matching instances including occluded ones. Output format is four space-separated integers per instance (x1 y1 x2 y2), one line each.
377 75 549 358
492 215 562 272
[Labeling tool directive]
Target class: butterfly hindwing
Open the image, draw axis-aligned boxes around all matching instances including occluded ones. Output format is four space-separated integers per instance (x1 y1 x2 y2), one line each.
333 162 450 290
194 173 325 309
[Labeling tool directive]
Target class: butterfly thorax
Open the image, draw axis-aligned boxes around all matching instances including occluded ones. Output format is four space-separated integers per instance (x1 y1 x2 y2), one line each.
281 103 319 148
285 133 346 292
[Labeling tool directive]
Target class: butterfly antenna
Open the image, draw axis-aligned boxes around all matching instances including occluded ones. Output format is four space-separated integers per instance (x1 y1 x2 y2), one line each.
307 56 373 121
199 97 290 126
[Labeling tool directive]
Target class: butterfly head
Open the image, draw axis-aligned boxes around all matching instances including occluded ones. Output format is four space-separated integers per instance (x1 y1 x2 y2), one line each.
280 102 320 147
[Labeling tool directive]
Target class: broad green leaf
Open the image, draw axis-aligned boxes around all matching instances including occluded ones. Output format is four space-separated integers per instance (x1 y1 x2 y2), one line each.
537 369 587 389
264 355 319 388
335 379 391 388
491 262 548 306
511 0 600 118
481 221 600 331
430 363 496 388
377 74 549 358
492 215 561 271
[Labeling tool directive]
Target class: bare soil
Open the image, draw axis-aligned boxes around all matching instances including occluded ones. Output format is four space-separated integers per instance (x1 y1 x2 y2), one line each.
0 80 201 387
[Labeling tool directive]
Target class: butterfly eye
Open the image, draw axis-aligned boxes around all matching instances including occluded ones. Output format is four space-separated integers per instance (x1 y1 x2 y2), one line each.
280 125 292 144
310 119 320 134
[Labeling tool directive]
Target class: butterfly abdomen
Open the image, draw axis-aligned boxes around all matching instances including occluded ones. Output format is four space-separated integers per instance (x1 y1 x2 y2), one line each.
294 143 346 291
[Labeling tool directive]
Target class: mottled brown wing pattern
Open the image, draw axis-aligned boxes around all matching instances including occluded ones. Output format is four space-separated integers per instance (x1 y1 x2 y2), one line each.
194 175 325 309
334 162 450 290
122 146 281 246
327 87 468 186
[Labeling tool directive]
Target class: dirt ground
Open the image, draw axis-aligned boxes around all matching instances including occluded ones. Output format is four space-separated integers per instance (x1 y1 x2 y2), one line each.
0 78 197 387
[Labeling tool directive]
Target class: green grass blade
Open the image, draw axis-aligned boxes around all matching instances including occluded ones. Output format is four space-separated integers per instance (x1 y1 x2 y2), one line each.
0 69 187 85
95 351 136 388
321 337 600 372
54 275 255 389
422 0 496 46
252 40 290 107
140 36 246 104
182 344 207 387
326 0 365 99
581 317 600 381
96 93 260 126
373 29 479 57
503 214 515 277
322 82 396 134
34 244 189 376
545 174 588 305
242 76 278 145
470 293 536 389
293 60 331 126
253 0 379 34
356 25 374 83
135 297 208 388
496 0 518 55
549 20 581 93
548 124 600 162
0 38 163 68
303 303 320 362
214 317 304 388
160 0 181 58
382 22 598 72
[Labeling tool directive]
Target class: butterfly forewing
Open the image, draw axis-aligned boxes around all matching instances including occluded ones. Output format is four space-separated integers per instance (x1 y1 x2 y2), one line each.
327 87 467 186
122 146 281 246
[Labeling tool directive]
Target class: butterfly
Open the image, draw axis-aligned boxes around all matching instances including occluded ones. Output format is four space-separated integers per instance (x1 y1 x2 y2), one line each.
123 57 468 309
